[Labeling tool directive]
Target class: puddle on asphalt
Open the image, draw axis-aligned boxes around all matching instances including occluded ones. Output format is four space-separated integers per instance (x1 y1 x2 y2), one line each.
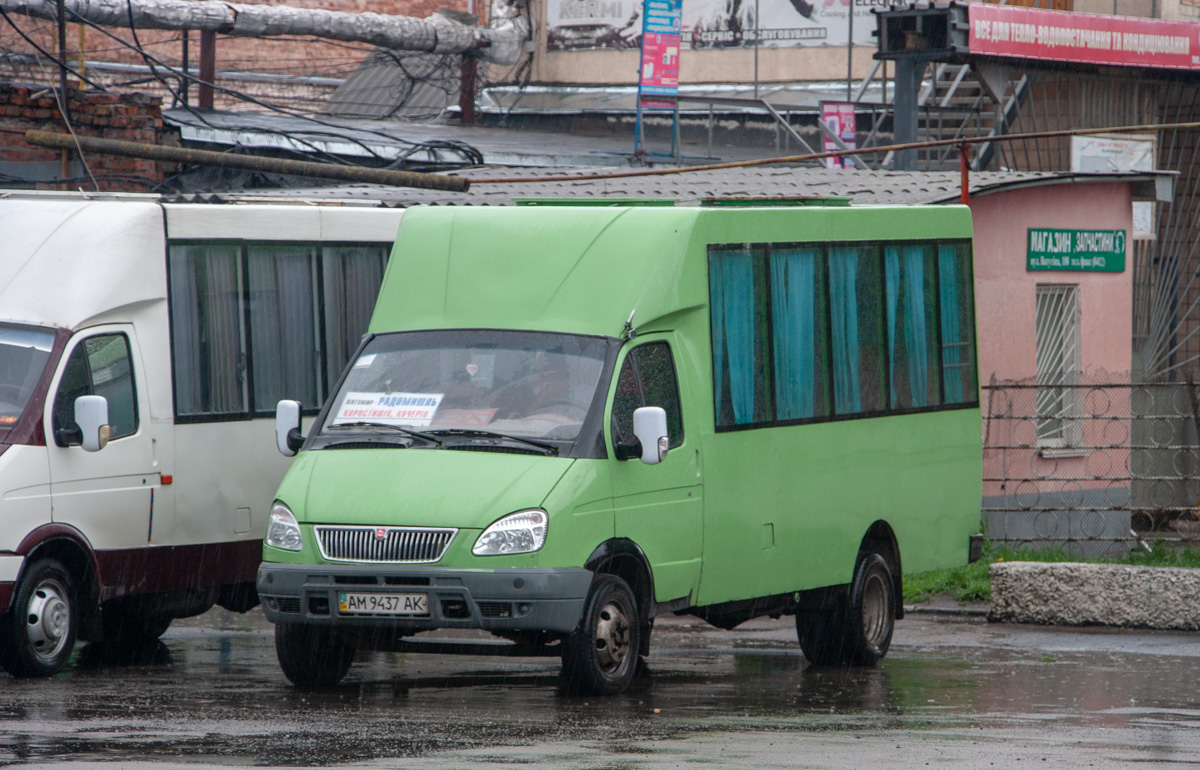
4 617 1200 766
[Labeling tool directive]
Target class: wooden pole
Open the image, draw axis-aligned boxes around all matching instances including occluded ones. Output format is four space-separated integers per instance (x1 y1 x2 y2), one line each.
198 29 214 110
459 53 476 125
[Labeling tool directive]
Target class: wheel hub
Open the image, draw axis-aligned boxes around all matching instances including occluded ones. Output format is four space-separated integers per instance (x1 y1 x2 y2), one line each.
593 601 630 673
26 580 70 661
861 573 889 647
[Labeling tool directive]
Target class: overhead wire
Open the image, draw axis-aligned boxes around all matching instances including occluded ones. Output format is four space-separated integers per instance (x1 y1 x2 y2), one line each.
0 8 105 89
33 7 487 169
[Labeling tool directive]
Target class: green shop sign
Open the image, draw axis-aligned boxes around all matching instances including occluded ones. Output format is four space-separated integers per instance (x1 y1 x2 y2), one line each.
1027 228 1126 272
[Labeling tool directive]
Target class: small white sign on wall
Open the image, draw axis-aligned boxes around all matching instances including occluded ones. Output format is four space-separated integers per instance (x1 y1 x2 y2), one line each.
1071 134 1156 240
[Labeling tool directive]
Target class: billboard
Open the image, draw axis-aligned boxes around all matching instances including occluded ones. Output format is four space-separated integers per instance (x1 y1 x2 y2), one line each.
968 4 1200 70
547 0 879 52
639 0 682 109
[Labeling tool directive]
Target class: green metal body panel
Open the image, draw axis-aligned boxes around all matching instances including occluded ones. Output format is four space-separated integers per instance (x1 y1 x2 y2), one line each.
266 202 982 614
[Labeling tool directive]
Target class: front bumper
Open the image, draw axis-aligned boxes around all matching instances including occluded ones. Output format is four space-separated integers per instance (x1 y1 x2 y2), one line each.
257 562 593 634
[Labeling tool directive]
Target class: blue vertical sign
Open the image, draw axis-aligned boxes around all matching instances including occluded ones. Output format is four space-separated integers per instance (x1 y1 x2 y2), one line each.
635 0 682 153
638 0 682 108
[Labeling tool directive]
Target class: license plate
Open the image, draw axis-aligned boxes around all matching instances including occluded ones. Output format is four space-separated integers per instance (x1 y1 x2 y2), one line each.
337 591 428 616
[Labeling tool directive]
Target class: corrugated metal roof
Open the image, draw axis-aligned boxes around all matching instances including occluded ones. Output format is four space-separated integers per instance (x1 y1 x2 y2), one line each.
221 166 1171 208
325 48 459 120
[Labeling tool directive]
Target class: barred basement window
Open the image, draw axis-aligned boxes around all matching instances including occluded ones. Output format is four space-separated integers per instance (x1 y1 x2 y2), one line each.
1035 284 1083 451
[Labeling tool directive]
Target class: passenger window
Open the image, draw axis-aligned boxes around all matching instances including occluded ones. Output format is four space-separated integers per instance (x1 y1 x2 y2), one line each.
52 334 139 444
884 244 941 409
829 244 885 415
611 343 684 452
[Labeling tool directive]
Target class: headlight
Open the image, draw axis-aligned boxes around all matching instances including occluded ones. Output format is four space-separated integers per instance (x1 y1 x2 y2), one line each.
472 509 547 556
266 502 303 551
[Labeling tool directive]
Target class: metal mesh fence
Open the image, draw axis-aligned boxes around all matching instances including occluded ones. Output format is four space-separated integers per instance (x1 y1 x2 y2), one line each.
983 379 1200 556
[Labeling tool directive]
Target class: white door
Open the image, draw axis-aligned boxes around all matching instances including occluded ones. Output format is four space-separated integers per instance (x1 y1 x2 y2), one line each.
45 327 164 551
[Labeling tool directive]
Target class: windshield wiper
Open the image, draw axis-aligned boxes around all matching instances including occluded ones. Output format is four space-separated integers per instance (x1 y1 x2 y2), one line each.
426 429 559 455
324 422 444 447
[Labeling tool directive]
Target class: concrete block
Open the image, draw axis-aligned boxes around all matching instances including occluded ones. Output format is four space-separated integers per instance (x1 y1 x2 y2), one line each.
990 561 1200 629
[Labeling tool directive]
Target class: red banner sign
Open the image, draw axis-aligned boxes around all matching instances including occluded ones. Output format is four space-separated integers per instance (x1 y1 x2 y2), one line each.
968 4 1200 70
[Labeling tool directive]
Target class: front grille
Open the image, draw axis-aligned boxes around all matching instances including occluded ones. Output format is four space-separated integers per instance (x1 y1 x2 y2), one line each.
315 525 457 563
275 597 301 614
478 602 512 618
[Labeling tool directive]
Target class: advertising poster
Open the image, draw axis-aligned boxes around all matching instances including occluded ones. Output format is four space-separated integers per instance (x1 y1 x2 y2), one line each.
968 3 1200 70
548 0 877 52
639 0 682 109
821 101 857 169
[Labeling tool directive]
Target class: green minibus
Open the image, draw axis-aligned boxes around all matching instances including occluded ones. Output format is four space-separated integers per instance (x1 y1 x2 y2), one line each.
258 199 983 695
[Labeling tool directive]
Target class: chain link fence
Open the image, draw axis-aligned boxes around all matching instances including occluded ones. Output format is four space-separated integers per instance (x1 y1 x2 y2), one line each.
983 379 1200 557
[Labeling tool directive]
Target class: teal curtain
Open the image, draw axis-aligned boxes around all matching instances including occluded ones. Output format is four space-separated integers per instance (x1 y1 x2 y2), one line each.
939 244 965 404
884 247 901 407
904 246 930 407
829 247 861 414
710 249 757 424
771 248 817 419
885 245 931 408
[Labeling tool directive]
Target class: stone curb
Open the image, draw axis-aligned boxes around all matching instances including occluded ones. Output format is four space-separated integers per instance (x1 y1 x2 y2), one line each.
989 561 1200 630
903 603 989 617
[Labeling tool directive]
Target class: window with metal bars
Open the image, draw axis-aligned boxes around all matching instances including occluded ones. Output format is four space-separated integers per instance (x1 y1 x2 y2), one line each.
1035 284 1083 450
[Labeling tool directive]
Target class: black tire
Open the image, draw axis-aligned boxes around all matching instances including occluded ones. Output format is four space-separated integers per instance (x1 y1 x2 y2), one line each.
274 623 355 688
797 552 896 668
561 574 641 696
102 606 173 645
1 558 77 677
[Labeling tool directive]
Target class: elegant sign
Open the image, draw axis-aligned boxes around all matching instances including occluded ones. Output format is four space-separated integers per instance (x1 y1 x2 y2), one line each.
968 4 1200 70
1027 228 1127 272
547 0 877 51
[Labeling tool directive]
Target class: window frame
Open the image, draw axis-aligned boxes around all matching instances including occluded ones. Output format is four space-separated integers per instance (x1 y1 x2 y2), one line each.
166 239 390 424
708 237 979 434
610 340 686 453
52 331 140 445
1034 283 1084 452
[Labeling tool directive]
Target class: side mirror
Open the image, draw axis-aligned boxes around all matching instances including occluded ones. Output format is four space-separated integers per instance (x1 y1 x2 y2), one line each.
76 395 110 452
275 400 304 457
632 406 669 466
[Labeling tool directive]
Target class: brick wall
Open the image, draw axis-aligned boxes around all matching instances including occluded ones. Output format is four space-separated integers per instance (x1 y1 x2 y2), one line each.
0 83 166 191
0 0 473 110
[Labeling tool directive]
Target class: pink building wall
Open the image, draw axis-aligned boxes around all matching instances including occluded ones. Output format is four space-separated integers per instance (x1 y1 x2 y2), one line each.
971 181 1135 386
972 181 1137 548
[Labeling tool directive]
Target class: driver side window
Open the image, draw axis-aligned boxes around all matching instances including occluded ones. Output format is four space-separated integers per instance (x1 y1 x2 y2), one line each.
611 342 684 451
52 334 139 445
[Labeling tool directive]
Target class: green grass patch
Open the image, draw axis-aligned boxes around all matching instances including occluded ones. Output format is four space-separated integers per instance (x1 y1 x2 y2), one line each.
903 541 1200 605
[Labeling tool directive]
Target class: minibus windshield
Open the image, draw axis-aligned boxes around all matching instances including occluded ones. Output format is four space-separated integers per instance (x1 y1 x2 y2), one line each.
321 330 612 447
0 324 55 431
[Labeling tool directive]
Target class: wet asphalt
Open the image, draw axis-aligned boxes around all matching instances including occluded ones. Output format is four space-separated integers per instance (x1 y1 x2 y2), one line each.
2 601 1200 769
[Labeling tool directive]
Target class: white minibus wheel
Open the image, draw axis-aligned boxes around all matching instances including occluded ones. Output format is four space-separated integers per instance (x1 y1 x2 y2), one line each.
102 606 173 645
0 558 78 677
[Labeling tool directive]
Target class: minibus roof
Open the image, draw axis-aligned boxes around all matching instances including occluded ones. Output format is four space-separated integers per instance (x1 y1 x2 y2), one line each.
369 201 972 338
0 194 405 332
0 197 167 331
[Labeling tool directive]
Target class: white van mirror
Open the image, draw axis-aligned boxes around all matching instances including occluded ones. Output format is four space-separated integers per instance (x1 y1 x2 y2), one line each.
75 395 110 452
633 406 669 465
276 400 304 457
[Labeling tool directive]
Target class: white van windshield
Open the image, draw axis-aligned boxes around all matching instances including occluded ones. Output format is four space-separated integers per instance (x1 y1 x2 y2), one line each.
323 330 610 444
0 324 55 430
